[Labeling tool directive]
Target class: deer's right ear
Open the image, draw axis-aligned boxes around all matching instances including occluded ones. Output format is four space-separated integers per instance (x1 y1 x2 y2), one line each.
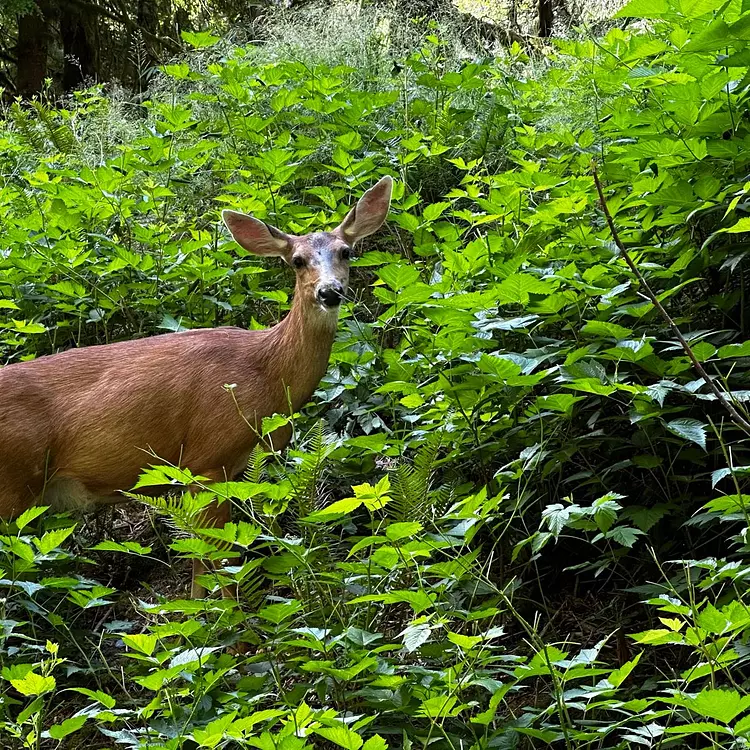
222 210 291 259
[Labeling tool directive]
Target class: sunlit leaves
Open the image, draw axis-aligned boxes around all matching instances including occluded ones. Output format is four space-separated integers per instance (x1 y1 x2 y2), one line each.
496 273 554 305
305 476 392 520
616 0 668 17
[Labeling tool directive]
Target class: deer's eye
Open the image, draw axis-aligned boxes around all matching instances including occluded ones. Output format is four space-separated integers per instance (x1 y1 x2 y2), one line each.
341 246 351 261
292 256 305 269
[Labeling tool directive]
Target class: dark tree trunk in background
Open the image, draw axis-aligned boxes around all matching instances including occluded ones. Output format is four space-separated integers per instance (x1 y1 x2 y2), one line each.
61 5 97 90
538 0 553 36
134 0 161 85
16 0 51 96
508 0 519 33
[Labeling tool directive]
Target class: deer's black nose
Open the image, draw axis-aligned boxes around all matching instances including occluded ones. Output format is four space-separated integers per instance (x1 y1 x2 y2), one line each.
317 284 344 308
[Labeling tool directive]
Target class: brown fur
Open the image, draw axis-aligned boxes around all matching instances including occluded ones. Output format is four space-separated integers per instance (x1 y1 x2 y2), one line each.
0 176 392 595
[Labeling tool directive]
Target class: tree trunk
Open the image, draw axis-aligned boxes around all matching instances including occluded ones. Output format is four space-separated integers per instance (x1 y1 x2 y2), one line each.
16 0 51 96
60 5 97 90
508 0 519 33
538 0 554 37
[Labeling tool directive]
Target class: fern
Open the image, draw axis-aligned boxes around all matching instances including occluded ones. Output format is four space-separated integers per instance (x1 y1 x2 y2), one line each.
127 489 216 537
10 103 46 152
9 102 78 154
288 420 335 521
388 432 447 524
31 102 77 154
237 563 266 612
244 444 269 484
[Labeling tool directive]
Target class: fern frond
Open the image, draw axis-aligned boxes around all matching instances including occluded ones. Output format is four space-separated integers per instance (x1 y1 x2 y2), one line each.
289 420 336 522
128 489 216 537
244 444 269 484
10 103 45 152
31 101 77 154
388 432 444 524
237 571 266 612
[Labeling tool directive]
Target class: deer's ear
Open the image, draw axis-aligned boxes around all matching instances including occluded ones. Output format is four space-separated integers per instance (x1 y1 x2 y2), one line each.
222 210 291 258
337 175 393 245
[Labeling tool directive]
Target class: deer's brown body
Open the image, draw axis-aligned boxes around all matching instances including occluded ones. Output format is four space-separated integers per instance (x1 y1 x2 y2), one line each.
0 176 392 594
0 310 334 516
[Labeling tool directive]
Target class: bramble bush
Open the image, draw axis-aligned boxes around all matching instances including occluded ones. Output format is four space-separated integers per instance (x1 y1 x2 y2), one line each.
3 0 750 746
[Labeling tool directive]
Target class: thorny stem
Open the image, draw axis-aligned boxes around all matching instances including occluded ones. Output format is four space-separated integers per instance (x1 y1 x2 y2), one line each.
592 165 750 436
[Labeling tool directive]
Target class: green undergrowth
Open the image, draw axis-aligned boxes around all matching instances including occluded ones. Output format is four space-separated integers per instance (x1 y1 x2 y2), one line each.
3 0 750 746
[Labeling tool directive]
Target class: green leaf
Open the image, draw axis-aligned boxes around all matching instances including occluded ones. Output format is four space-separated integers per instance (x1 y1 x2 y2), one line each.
257 601 303 624
181 31 220 48
122 633 157 656
402 623 432 652
315 725 363 750
14 506 48 530
305 496 362 521
350 590 434 614
630 628 685 645
48 716 87 740
616 0 668 16
10 672 56 696
695 603 729 634
581 320 633 339
606 526 644 548
35 526 75 555
496 274 553 304
386 522 423 541
665 722 732 735
378 264 420 291
562 378 616 396
718 341 750 358
607 652 642 687
724 218 750 234
422 202 451 222
679 0 726 17
262 413 290 436
362 737 388 750
667 418 707 449
90 540 152 555
418 695 461 718
690 688 750 723
478 354 522 379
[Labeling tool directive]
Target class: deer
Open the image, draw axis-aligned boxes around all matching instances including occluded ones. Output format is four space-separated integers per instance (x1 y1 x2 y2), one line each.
0 175 393 597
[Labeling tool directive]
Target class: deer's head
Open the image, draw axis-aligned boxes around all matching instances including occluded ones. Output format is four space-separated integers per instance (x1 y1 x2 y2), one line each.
222 176 392 317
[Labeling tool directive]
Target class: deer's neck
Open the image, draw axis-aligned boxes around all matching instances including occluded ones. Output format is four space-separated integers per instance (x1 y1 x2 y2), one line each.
262 292 338 413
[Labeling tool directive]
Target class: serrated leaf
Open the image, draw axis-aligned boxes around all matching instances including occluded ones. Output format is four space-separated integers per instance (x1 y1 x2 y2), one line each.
581 320 633 339
690 688 750 723
11 672 56 696
496 274 553 304
48 715 87 740
181 30 220 48
315 725 363 750
401 623 431 652
423 202 450 222
718 341 750 358
667 418 707 450
608 652 642 687
478 354 522 379
606 526 644 548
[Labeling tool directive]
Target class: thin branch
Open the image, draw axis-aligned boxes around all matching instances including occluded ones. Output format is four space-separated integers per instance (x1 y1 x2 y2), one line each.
592 164 750 436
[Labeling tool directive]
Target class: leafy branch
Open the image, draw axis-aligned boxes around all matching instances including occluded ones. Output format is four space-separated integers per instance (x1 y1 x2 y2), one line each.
592 165 750 435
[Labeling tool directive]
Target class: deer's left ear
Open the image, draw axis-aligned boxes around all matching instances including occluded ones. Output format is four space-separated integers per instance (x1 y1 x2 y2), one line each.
337 176 393 245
